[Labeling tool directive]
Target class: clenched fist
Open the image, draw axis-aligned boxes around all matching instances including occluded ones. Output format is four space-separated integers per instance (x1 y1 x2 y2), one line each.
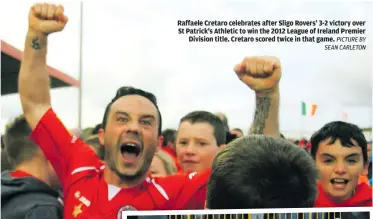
234 56 281 95
28 3 68 35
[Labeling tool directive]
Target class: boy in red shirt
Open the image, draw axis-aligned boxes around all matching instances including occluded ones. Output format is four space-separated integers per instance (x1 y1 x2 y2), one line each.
310 121 372 207
19 3 281 218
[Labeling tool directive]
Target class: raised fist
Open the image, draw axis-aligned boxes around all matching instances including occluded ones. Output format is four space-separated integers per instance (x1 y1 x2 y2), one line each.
234 56 281 95
28 3 68 35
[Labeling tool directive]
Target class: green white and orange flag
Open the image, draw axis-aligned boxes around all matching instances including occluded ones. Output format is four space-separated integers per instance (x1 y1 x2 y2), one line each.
301 101 317 116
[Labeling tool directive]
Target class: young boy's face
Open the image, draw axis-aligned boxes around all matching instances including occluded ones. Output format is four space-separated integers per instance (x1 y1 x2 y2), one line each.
315 137 368 202
176 121 221 173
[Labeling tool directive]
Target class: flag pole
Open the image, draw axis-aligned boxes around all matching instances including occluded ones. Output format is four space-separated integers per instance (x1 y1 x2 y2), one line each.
78 1 84 129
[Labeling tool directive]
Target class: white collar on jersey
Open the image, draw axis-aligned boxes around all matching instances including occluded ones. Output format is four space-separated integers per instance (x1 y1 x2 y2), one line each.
107 184 121 201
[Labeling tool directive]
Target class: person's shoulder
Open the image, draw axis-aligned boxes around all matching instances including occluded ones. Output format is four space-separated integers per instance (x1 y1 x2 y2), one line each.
23 192 63 206
25 204 63 219
2 192 63 218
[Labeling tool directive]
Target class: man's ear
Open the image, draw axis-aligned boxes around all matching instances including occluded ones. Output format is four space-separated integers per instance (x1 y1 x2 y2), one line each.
98 128 105 147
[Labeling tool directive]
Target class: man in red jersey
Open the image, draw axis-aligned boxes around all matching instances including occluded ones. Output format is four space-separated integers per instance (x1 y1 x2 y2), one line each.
310 121 372 207
19 3 281 219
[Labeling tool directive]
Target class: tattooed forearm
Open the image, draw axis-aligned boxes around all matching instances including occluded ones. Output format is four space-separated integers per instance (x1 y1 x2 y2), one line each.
250 95 271 134
31 38 41 50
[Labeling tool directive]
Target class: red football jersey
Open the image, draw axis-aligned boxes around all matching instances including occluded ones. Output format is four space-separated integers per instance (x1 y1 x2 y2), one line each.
30 109 209 219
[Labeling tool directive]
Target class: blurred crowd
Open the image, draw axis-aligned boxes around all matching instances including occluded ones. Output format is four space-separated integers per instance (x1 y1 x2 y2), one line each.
2 122 371 184
33 117 370 181
1 111 372 216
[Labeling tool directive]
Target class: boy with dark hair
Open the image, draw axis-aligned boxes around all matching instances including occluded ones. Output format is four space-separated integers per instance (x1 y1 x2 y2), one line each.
206 135 318 209
176 111 227 173
1 115 63 219
310 121 372 207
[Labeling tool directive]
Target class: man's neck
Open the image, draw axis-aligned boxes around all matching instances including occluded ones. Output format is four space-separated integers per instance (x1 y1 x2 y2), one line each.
103 168 146 188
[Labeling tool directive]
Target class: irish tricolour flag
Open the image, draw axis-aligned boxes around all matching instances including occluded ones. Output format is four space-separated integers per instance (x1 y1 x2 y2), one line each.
301 101 317 116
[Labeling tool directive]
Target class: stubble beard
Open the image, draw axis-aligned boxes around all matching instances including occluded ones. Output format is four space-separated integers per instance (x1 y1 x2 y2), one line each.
106 142 157 182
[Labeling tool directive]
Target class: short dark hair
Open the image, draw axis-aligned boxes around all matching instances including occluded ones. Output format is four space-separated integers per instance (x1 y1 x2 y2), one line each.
179 111 226 146
102 86 162 136
161 129 176 147
207 135 318 209
3 115 40 166
310 121 368 164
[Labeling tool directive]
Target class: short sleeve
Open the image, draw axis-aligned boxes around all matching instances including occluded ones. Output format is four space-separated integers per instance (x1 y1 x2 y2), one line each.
30 108 102 190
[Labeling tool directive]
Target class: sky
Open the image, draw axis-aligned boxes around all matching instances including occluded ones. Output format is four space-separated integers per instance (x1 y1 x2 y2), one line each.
1 0 372 138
